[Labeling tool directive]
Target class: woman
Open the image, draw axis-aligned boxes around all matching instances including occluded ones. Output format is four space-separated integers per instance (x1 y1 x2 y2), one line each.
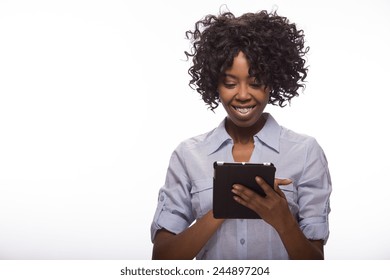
150 10 331 260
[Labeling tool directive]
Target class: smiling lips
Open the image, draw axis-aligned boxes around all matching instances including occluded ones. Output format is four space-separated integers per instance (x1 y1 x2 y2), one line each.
232 105 256 115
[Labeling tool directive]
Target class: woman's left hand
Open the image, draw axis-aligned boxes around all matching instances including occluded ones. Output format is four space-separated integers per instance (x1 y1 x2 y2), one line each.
231 177 293 231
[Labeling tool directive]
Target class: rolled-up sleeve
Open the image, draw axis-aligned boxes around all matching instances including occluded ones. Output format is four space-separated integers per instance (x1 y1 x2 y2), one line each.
297 138 332 244
150 144 194 242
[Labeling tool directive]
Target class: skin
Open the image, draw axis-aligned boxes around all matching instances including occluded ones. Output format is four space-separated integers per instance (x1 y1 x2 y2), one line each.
153 51 324 260
217 51 270 161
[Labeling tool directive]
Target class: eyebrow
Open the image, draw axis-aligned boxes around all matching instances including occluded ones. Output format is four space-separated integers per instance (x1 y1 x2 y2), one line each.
222 73 255 80
222 73 238 79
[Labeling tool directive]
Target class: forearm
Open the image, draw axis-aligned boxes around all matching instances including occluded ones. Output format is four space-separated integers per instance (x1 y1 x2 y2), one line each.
276 215 324 260
152 211 224 260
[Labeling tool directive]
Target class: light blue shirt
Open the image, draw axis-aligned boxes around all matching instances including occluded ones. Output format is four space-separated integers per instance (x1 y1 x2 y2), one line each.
151 113 331 259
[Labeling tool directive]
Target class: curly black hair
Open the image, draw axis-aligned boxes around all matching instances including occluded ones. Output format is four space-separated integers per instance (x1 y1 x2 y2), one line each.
185 10 309 110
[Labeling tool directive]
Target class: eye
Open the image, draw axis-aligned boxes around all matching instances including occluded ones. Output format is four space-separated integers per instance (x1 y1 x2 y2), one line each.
222 82 236 89
249 78 264 89
250 83 262 88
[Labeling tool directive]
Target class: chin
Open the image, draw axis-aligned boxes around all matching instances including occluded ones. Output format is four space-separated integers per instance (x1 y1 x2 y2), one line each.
227 111 266 130
230 118 261 128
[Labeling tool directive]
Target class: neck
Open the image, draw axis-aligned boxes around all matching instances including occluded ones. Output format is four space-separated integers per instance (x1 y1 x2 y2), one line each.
225 114 267 144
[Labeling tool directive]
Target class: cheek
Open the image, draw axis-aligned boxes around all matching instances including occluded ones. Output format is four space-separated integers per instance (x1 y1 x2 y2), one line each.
265 89 271 101
220 99 230 112
257 90 270 104
217 89 231 105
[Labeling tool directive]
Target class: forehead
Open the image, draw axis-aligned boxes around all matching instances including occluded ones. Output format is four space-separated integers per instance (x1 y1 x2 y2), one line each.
223 51 251 77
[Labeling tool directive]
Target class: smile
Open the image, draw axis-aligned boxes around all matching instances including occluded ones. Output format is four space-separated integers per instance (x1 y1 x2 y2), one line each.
232 105 256 115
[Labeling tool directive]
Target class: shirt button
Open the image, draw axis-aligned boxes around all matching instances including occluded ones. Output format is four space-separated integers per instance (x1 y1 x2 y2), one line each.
240 238 245 245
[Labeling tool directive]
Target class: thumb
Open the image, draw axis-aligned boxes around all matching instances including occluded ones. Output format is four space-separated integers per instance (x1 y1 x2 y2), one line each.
274 178 292 198
275 178 292 187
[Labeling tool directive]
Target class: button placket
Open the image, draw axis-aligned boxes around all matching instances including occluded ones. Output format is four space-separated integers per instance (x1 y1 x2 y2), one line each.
236 219 248 259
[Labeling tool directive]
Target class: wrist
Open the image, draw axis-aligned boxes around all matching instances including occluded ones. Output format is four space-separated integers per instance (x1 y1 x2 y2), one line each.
275 213 298 236
207 210 225 226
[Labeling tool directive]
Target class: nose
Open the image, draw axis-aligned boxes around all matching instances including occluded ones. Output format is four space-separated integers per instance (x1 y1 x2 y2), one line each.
235 84 251 101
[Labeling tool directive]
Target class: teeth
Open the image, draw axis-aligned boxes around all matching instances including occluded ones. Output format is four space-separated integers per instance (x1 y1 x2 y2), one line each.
234 106 253 114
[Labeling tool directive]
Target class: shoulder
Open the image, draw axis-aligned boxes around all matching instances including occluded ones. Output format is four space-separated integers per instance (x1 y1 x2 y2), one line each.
280 126 319 147
167 127 220 180
173 127 218 157
280 126 328 166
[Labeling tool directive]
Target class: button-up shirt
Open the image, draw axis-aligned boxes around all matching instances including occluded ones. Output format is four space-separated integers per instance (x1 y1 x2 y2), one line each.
151 113 331 259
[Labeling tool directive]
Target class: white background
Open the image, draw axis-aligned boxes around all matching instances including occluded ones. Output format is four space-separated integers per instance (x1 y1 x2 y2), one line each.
0 0 389 260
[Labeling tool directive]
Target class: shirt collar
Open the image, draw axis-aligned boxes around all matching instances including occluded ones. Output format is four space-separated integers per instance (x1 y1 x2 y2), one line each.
206 113 281 155
254 113 281 153
206 119 232 155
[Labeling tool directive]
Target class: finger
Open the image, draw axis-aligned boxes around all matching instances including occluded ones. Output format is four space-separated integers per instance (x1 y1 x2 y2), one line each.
274 184 287 199
275 178 293 187
231 184 255 201
274 178 292 199
232 189 261 214
232 194 250 208
255 176 274 196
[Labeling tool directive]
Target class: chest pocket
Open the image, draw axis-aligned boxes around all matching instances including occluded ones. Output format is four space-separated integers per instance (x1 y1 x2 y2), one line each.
190 178 213 218
279 183 298 217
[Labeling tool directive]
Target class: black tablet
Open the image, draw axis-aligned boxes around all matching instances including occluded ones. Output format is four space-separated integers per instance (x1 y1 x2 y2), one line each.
213 161 276 219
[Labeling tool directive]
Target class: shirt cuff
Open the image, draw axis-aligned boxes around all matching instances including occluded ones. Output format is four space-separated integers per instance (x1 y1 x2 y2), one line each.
150 210 190 242
300 217 330 245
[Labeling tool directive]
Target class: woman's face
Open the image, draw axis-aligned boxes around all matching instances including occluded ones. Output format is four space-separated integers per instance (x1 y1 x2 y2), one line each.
218 51 270 129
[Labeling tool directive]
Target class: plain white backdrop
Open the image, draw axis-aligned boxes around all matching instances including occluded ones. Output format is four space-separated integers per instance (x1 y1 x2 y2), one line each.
0 0 389 259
